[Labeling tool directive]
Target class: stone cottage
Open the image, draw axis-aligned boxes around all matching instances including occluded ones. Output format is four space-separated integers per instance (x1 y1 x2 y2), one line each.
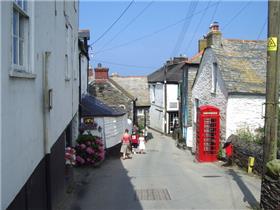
88 64 136 124
110 75 150 128
192 22 266 151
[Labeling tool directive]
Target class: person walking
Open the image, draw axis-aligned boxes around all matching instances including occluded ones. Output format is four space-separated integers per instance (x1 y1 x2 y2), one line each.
120 129 131 160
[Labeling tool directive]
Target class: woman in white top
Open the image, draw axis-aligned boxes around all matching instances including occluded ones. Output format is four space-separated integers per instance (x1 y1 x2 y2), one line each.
138 132 146 154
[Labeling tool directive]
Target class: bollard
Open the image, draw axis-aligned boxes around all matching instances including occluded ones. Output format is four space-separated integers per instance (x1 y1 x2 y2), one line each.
248 156 255 173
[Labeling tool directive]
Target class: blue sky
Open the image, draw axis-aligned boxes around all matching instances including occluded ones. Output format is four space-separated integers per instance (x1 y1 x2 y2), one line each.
79 1 268 76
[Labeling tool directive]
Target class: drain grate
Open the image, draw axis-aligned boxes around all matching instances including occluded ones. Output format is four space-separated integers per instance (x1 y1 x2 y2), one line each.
203 175 222 178
146 149 159 152
135 189 171 200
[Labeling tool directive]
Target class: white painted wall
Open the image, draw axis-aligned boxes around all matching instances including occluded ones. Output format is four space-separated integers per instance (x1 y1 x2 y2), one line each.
226 95 265 138
167 84 179 111
84 115 128 149
149 83 164 132
149 105 164 132
104 116 126 148
1 1 79 209
80 55 88 96
154 83 164 107
0 2 2 208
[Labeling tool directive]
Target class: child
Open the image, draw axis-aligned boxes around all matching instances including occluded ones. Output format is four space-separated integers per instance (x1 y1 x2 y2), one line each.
131 131 139 154
138 132 146 154
144 126 148 142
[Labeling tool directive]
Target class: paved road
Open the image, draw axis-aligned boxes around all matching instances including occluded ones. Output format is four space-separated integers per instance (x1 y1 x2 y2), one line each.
65 130 261 210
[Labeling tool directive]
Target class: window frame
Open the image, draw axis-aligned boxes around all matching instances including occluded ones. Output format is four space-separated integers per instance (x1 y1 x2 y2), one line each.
10 0 35 78
194 98 199 123
137 109 144 116
211 62 218 94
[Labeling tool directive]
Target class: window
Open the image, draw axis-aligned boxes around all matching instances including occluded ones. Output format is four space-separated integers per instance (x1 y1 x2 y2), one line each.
137 109 144 116
12 0 30 73
194 98 199 123
211 63 218 93
65 22 72 81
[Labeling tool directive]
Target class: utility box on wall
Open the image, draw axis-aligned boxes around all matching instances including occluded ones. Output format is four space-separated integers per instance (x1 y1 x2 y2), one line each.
196 105 220 162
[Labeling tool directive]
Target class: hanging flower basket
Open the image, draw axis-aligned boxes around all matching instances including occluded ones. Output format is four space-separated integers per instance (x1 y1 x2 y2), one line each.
75 133 105 167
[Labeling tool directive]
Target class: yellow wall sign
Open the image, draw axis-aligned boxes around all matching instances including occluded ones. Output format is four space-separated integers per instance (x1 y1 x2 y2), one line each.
267 37 277 51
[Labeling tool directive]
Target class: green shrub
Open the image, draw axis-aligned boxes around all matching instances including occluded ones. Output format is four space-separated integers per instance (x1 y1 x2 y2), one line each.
235 126 264 145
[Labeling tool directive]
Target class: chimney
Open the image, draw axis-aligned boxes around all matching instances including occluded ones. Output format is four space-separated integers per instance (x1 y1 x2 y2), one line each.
206 21 222 48
198 37 207 52
94 63 109 81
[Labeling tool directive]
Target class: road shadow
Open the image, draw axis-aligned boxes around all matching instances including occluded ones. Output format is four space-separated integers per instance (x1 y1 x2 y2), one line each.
64 156 143 210
227 169 259 209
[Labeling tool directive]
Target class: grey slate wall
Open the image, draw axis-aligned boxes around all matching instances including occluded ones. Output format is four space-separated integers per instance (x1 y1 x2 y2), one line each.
192 48 228 150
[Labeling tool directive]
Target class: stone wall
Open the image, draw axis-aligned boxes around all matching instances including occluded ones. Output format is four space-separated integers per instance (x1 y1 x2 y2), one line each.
192 48 228 151
232 136 280 175
232 136 280 209
260 175 280 210
88 81 134 120
232 138 264 175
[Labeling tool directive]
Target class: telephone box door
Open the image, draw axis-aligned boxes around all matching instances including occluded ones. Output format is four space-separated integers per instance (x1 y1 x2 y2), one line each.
196 105 220 162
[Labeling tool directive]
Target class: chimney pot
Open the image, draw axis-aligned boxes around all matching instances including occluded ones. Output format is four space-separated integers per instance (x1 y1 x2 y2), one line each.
209 21 219 31
206 21 222 48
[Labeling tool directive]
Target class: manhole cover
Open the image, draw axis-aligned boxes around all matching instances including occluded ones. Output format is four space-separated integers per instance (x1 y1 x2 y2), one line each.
202 175 222 178
146 149 159 152
135 189 171 200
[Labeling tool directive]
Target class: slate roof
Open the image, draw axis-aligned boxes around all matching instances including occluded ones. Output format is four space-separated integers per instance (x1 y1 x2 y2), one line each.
212 39 266 94
148 62 185 83
110 76 150 107
186 50 203 64
81 94 126 117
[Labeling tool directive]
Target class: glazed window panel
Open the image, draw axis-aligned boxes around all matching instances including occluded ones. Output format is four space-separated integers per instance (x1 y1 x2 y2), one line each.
12 0 30 72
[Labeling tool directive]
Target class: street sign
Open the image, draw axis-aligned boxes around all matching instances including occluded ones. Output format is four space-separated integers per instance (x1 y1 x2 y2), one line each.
267 37 277 51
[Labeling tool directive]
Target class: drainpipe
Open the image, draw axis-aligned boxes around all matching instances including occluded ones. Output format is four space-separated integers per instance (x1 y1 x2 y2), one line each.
42 51 52 210
78 52 82 124
133 98 137 125
43 51 51 155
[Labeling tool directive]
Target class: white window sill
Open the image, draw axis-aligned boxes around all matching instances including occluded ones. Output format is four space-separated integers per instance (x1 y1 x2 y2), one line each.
9 70 36 79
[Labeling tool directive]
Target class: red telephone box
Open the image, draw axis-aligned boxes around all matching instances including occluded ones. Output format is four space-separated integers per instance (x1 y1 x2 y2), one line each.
196 105 220 162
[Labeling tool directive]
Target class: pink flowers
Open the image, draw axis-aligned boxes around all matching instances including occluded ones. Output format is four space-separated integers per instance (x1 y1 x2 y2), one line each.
86 147 94 154
76 155 85 164
65 147 76 166
75 133 105 166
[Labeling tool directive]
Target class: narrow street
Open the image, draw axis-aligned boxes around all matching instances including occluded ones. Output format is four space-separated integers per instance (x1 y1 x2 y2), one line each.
64 130 261 210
